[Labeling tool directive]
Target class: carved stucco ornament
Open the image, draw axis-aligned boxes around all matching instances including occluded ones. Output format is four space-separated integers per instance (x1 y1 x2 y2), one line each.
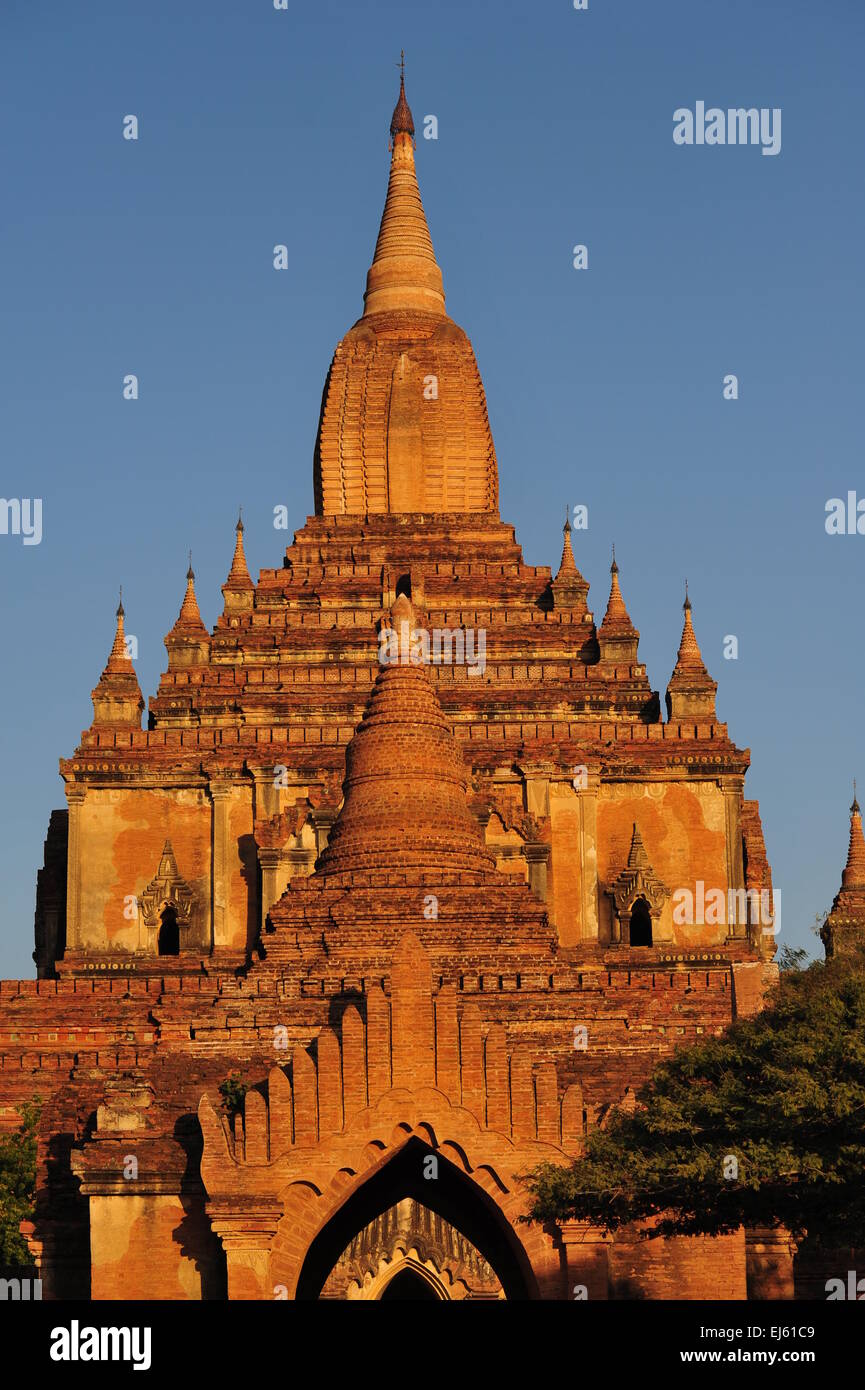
139 839 194 927
608 822 669 921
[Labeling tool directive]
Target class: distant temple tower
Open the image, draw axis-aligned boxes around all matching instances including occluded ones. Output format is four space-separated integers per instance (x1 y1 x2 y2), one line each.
821 788 865 957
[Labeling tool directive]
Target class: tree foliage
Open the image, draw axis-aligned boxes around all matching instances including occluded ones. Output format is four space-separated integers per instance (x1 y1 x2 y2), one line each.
0 1098 41 1267
522 955 865 1247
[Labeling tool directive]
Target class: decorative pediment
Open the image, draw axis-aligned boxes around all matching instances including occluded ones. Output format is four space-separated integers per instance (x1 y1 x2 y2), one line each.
139 839 194 927
608 823 669 918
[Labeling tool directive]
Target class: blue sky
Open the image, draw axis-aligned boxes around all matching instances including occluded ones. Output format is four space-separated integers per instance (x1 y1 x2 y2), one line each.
0 0 862 975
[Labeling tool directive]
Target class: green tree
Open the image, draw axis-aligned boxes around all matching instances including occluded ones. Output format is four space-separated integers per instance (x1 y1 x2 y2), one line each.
777 944 810 972
0 1097 41 1267
522 954 865 1248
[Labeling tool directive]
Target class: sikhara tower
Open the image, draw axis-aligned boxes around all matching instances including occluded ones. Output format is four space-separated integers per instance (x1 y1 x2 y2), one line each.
4 70 793 1302
34 71 775 982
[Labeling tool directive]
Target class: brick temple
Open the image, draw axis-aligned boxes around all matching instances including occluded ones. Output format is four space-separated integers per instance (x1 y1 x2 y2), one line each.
2 73 860 1301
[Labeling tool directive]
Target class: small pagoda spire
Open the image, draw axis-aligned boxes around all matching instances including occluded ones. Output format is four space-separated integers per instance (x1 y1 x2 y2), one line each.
600 546 635 631
551 508 591 618
666 584 717 721
224 509 253 589
91 590 144 728
363 59 445 318
597 547 641 669
842 785 865 888
173 556 208 633
555 508 578 579
674 581 708 673
164 557 210 669
219 511 255 626
105 587 133 672
821 786 865 957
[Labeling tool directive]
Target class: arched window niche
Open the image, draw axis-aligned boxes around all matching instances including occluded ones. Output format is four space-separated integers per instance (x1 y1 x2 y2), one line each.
628 896 653 947
158 905 180 957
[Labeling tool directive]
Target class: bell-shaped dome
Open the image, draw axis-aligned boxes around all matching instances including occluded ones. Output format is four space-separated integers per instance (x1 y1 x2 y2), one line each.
313 73 498 516
316 596 498 881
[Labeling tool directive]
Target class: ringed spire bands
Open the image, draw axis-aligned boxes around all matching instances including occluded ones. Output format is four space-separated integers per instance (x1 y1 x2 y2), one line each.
313 68 499 517
316 595 499 881
364 70 443 319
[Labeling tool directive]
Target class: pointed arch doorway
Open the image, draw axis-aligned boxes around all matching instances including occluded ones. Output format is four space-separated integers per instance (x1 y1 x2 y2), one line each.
325 1198 503 1300
379 1263 446 1302
294 1138 535 1300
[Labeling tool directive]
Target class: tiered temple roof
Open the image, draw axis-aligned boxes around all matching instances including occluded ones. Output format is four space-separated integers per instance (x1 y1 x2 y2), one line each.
44 67 767 987
69 516 737 776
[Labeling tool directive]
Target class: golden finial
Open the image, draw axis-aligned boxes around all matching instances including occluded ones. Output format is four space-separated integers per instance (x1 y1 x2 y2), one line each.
390 49 414 138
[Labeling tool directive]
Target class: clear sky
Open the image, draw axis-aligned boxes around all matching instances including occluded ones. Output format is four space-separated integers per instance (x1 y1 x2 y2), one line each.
1 0 862 976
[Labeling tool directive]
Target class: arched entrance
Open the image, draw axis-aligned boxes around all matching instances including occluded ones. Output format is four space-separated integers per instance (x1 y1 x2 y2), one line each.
379 1264 445 1301
294 1137 536 1300
324 1197 503 1299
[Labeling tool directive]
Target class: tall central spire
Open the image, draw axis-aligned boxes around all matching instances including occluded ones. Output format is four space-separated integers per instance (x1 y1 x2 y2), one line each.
363 62 446 318
313 64 498 515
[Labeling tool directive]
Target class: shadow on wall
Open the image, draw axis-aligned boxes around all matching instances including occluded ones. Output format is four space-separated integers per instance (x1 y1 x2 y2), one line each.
239 833 259 958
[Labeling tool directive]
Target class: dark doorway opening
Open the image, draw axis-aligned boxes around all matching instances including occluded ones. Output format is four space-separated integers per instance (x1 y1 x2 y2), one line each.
629 898 653 947
294 1137 535 1300
158 906 180 956
395 574 412 600
380 1267 440 1301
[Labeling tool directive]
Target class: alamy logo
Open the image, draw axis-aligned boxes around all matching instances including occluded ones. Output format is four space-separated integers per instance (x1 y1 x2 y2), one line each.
825 492 865 535
0 497 42 545
673 103 781 157
672 882 780 935
49 1320 151 1371
379 620 486 677
0 1275 42 1300
825 1271 865 1300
